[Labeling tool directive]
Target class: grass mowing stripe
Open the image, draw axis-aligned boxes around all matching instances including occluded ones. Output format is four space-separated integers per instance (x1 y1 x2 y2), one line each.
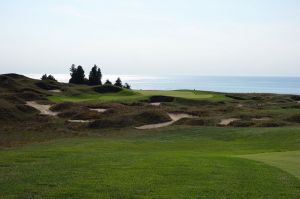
238 150 300 179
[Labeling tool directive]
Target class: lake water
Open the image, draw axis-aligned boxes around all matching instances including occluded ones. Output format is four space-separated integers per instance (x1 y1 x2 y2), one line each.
26 74 300 95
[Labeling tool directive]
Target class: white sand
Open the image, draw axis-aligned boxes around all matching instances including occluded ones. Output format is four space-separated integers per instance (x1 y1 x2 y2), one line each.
297 101 300 104
49 89 62 93
237 104 243 108
26 101 58 116
89 108 107 113
68 120 94 123
150 102 161 106
252 117 271 121
219 118 240 126
136 113 197 130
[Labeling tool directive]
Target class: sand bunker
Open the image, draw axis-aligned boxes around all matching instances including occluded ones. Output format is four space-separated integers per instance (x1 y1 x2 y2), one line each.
237 104 243 108
136 113 197 130
219 118 240 126
252 117 271 121
150 102 161 106
26 101 58 116
49 89 62 93
68 120 94 123
89 108 107 113
297 101 300 104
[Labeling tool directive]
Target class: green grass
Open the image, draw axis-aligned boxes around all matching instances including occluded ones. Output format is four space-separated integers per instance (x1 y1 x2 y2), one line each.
49 89 226 103
1 74 300 198
1 127 300 198
137 90 215 99
239 150 300 179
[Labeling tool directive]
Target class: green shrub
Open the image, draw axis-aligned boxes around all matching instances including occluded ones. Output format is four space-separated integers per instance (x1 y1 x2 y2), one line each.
174 118 213 126
257 122 286 127
94 85 122 93
149 96 175 103
71 109 104 120
133 110 171 125
230 120 256 127
225 94 247 100
89 117 134 128
50 102 75 111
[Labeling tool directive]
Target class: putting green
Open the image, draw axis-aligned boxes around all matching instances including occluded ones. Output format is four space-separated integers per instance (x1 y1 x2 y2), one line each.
238 150 300 179
137 90 214 99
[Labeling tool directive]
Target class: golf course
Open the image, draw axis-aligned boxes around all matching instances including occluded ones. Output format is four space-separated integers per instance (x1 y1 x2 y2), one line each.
0 73 299 198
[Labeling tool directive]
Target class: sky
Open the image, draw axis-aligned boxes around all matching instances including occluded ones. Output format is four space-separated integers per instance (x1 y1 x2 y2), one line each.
0 0 299 76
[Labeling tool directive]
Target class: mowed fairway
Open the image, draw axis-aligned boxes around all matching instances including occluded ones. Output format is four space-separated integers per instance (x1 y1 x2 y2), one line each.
0 127 300 198
49 90 221 103
239 151 300 179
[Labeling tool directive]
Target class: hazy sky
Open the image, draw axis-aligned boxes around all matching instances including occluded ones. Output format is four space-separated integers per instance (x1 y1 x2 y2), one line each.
0 0 299 76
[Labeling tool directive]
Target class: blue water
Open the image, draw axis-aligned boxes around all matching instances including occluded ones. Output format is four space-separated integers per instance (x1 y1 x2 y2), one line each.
26 74 300 95
128 76 300 95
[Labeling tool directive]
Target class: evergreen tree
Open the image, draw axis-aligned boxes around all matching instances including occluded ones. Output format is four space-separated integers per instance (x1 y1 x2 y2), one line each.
41 74 57 81
104 79 112 85
88 65 102 85
47 75 56 81
41 74 48 80
69 64 77 84
76 66 85 84
114 77 123 87
124 83 131 89
69 64 85 84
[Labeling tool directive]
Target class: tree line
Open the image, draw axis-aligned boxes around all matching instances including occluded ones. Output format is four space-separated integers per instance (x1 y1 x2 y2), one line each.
41 64 131 89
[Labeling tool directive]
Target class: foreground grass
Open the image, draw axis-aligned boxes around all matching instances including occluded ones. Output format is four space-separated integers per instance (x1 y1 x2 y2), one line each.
0 127 300 198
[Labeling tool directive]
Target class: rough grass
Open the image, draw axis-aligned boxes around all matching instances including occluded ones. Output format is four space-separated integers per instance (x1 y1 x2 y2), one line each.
35 80 61 90
89 110 171 128
0 99 37 121
49 90 144 103
0 127 300 198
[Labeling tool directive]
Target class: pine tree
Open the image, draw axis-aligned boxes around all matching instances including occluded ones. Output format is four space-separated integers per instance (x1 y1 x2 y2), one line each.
47 75 56 81
124 83 131 89
114 77 123 87
69 64 85 84
88 65 102 85
104 79 112 85
41 74 56 81
41 74 48 80
69 64 77 84
76 66 85 84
